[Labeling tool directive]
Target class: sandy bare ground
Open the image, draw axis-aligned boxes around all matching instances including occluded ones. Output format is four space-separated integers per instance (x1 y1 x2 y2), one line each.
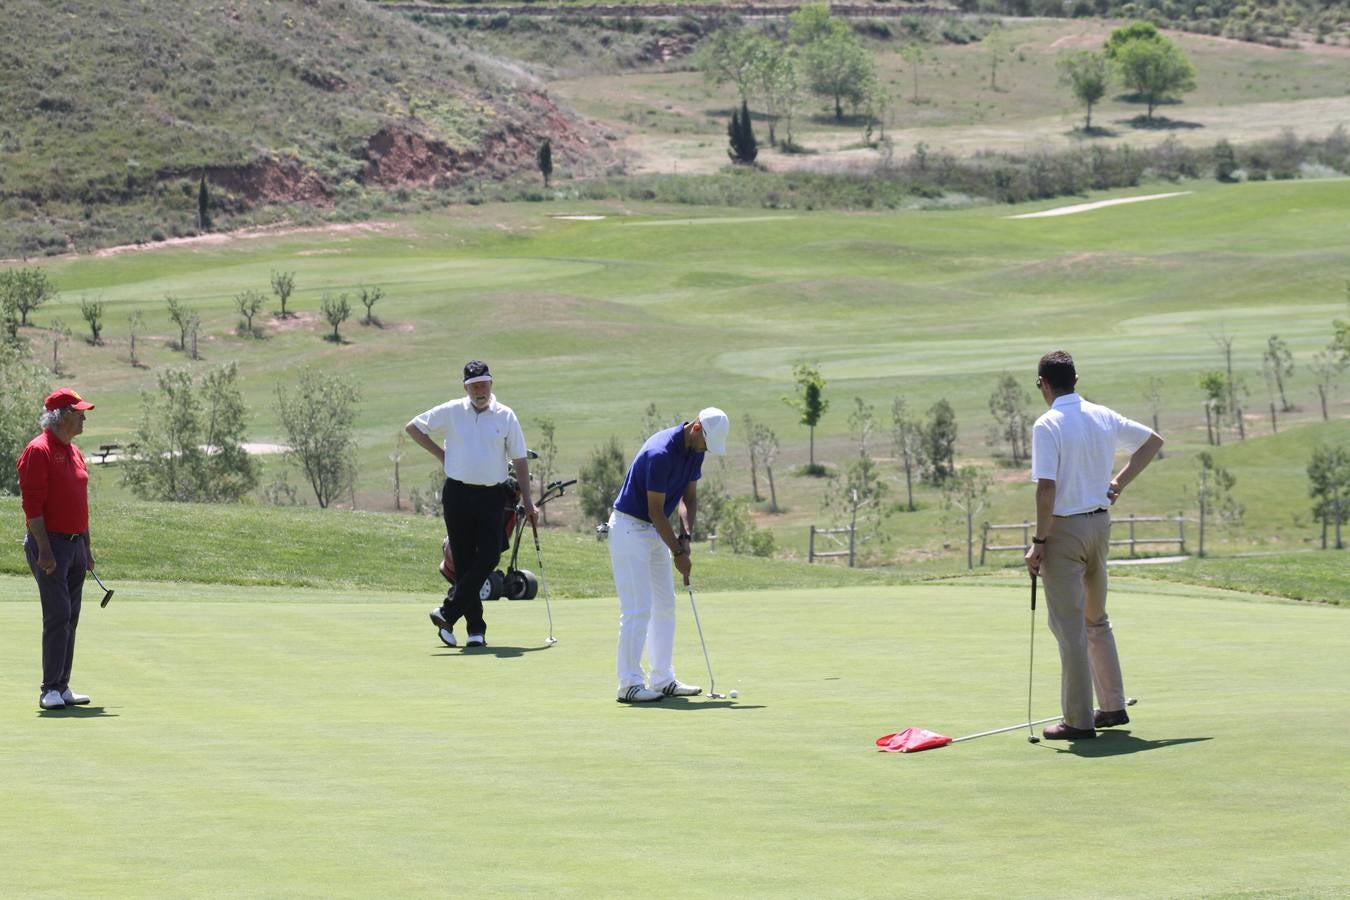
86 222 400 259
1007 191 1191 218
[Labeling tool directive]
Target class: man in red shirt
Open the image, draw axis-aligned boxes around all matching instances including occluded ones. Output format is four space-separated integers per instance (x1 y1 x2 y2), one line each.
18 388 97 711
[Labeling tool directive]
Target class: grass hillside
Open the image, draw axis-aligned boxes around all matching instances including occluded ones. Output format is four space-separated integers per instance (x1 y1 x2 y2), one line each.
0 0 615 257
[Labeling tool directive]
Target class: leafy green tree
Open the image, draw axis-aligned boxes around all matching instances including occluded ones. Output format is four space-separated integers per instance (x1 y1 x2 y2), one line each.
0 267 57 327
234 289 266 336
921 399 958 485
788 3 836 47
698 27 770 105
754 49 798 146
121 363 257 502
901 43 926 104
536 138 553 188
727 100 759 164
275 368 360 509
1104 21 1161 60
1058 50 1110 132
1194 451 1242 558
321 291 352 343
579 437 627 524
750 421 780 512
1307 444 1348 549
80 296 106 345
270 270 296 319
0 343 50 494
784 363 829 470
987 372 1031 464
1309 346 1345 422
1199 370 1228 445
165 294 194 353
1114 36 1195 122
802 25 875 120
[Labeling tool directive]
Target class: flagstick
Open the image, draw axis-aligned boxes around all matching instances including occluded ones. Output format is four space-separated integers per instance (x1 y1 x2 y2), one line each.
951 716 1062 744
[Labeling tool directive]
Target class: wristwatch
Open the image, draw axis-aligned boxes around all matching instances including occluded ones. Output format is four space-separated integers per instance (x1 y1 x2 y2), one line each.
1031 536 1048 545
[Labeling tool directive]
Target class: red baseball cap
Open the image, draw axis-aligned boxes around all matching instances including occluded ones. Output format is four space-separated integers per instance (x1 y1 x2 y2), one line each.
44 388 95 411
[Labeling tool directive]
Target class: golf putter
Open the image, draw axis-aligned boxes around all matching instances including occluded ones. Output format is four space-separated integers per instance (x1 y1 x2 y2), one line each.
685 584 724 699
528 519 557 646
92 570 115 607
1027 574 1038 744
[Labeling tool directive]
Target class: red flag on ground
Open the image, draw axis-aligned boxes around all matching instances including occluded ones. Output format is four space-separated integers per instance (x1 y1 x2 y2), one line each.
876 727 953 753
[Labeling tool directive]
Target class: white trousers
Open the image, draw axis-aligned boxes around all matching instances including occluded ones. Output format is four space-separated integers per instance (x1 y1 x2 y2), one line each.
608 510 678 690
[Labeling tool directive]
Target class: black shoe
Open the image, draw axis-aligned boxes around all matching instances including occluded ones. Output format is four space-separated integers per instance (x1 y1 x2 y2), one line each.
430 607 451 630
1094 708 1130 728
1042 722 1097 741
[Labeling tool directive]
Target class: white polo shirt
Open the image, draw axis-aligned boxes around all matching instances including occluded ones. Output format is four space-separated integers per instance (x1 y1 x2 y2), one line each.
411 395 528 486
1030 393 1153 516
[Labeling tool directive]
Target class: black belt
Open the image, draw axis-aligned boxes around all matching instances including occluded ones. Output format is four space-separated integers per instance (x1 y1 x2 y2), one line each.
1066 508 1108 517
49 531 83 541
445 478 506 490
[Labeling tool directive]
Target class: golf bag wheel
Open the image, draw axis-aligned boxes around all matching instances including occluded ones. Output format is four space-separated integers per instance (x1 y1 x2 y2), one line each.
438 627 457 648
504 569 538 601
483 570 505 601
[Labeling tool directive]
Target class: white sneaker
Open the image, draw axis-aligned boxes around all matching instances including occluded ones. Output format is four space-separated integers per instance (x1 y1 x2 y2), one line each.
656 680 702 697
617 685 664 703
40 690 65 710
466 634 486 647
61 688 91 705
438 628 458 648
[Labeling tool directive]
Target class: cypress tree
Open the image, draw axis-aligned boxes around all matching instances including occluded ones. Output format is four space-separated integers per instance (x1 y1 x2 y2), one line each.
197 172 211 232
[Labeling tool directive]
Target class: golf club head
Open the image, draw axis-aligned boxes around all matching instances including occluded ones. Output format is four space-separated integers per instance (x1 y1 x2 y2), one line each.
100 588 114 608
709 692 726 699
545 636 557 646
1027 736 1040 744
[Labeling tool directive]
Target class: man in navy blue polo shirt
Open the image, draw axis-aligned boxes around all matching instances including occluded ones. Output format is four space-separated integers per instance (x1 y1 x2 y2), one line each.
608 407 729 703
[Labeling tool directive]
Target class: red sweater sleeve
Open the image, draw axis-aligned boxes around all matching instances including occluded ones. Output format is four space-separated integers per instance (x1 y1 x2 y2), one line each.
17 438 51 523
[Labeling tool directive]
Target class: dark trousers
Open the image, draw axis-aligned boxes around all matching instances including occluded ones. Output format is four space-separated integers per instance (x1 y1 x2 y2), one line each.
441 478 506 636
25 532 87 693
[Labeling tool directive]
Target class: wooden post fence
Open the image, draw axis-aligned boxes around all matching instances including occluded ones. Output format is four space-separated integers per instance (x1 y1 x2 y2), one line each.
809 524 856 567
980 514 1189 564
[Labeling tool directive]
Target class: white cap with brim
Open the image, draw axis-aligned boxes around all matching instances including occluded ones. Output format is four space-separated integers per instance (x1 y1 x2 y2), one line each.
697 407 730 456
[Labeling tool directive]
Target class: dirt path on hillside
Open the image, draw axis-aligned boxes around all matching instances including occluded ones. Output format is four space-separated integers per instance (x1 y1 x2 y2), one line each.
83 221 401 259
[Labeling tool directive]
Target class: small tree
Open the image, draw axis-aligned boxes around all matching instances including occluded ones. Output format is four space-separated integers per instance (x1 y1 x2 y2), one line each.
390 431 405 512
1114 36 1196 122
579 437 628 524
533 416 558 525
943 465 991 570
80 296 106 345
197 172 211 232
785 363 829 471
1309 347 1345 421
823 454 890 565
1104 21 1161 60
321 291 351 343
1194 451 1242 558
1307 444 1348 550
128 311 144 367
1199 370 1227 445
987 372 1030 464
271 270 296 319
698 27 770 106
891 397 920 512
234 289 266 336
48 318 70 374
727 100 758 164
752 422 781 513
802 24 874 120
921 398 958 486
1214 139 1239 182
1058 50 1110 132
754 48 798 146
1263 335 1294 412
1143 376 1165 459
275 368 360 508
743 413 763 501
901 43 926 104
536 139 553 188
985 27 1008 91
0 267 57 327
358 285 384 327
165 294 192 351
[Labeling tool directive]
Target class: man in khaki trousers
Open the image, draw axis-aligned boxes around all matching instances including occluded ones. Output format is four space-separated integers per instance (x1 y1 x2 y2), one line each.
1024 351 1164 741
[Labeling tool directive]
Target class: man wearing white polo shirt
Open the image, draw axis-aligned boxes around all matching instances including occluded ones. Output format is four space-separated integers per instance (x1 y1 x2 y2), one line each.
1024 351 1163 741
608 408 729 703
406 360 537 648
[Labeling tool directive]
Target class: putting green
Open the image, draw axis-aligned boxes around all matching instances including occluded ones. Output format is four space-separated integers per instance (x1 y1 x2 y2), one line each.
2 577 1345 896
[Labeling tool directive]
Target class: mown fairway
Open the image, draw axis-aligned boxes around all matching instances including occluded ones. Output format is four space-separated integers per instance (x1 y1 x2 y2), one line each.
2 576 1346 897
18 177 1350 563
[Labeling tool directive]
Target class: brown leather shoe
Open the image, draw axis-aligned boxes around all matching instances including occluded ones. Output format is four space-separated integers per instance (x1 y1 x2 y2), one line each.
1042 722 1097 740
1095 708 1130 728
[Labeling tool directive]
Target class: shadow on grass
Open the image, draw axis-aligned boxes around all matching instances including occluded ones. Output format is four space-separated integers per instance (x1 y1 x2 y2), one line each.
431 644 554 658
1120 115 1204 131
37 706 118 719
619 698 764 711
1055 730 1212 757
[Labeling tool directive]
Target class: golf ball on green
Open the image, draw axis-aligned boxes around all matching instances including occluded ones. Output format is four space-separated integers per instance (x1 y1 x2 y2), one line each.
729 690 738 698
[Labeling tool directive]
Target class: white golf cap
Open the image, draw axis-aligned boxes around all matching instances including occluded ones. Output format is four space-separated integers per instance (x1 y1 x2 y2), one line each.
697 407 729 456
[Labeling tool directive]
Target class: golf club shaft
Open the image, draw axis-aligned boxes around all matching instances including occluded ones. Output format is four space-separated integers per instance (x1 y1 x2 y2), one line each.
953 715 1063 743
1027 574 1037 740
685 586 716 698
529 520 555 642
91 570 109 591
